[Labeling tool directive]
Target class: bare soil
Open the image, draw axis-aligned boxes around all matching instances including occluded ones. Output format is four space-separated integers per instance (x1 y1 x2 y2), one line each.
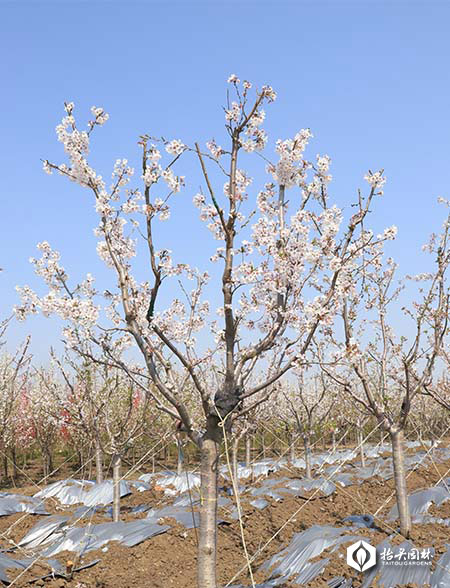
0 448 448 588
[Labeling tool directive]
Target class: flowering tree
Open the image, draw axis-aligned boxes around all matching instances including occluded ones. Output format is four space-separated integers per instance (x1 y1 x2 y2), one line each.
22 368 62 479
49 352 149 521
282 373 336 477
0 338 30 480
16 76 391 587
318 207 449 537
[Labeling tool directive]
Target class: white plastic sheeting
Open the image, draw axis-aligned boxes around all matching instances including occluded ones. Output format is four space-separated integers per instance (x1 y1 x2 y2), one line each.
250 498 269 510
388 486 449 520
361 540 434 588
261 525 362 585
34 479 94 505
139 471 201 495
221 459 284 480
19 515 71 549
342 514 374 528
431 543 450 587
39 520 169 556
0 492 48 516
146 505 199 529
0 552 63 584
328 577 353 587
34 479 131 507
83 480 131 506
128 479 151 492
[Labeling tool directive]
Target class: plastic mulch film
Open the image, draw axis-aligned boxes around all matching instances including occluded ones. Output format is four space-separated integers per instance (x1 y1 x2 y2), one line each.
328 576 353 587
128 479 151 492
0 552 63 584
82 480 131 506
388 486 449 520
250 498 269 510
39 520 170 556
148 472 202 495
431 543 450 587
260 525 362 585
18 515 71 549
0 492 48 516
34 478 132 507
361 540 434 587
146 505 200 529
34 479 94 505
283 477 337 497
342 514 374 528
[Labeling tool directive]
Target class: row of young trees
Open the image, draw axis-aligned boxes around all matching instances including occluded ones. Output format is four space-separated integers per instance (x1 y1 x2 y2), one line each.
0 337 447 489
5 76 449 587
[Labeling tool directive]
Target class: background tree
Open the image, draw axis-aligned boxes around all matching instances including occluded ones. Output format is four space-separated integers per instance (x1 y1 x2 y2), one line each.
282 373 336 478
0 338 30 481
319 209 449 537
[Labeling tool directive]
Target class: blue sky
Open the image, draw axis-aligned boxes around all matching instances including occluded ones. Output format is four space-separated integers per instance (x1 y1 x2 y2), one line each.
2 0 450 359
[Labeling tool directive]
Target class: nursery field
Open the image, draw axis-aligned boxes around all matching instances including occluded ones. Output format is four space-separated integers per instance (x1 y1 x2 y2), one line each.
0 440 448 588
2 38 450 588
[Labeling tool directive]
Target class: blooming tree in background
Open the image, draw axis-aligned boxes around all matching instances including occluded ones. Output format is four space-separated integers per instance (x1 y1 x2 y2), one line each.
0 338 30 480
318 207 449 537
22 368 62 479
48 350 149 521
16 76 393 587
281 373 336 477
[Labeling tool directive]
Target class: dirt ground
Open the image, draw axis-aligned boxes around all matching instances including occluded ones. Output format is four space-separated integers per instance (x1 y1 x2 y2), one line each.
0 448 448 588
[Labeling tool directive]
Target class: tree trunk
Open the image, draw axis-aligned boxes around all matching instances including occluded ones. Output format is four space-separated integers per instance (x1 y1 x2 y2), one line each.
261 431 266 458
112 453 121 523
10 445 17 484
49 449 54 474
177 436 184 477
289 431 296 463
3 453 8 480
76 448 82 472
390 429 411 538
231 437 238 481
357 426 366 468
198 428 219 588
42 448 51 479
245 434 251 467
95 437 103 484
303 434 312 479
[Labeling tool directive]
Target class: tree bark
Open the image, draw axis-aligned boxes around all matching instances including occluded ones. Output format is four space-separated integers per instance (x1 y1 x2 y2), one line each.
11 445 18 481
48 448 53 474
245 434 251 468
176 436 184 477
357 425 366 468
198 425 219 588
112 453 121 523
303 434 312 479
3 453 8 480
231 437 238 482
95 437 103 484
289 431 296 463
390 429 411 538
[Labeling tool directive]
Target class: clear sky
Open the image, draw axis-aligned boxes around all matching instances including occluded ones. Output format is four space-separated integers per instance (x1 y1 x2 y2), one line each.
2 0 450 360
